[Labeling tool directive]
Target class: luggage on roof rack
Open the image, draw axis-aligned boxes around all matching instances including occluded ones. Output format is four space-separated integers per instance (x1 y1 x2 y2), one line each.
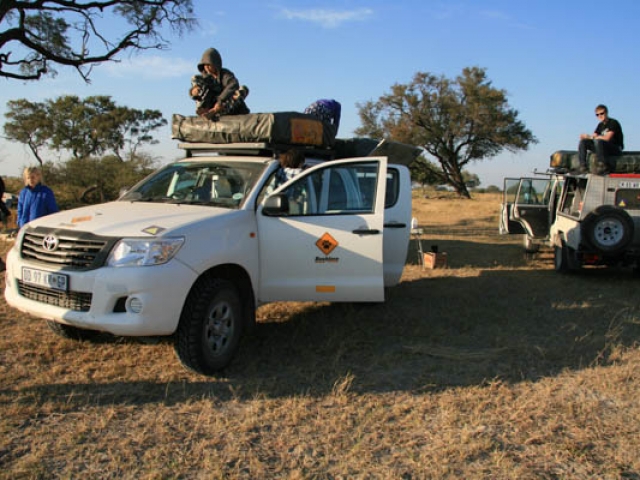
172 112 337 148
550 150 640 173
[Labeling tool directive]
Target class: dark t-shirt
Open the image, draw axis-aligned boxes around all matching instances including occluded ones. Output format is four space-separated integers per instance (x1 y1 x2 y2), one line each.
596 117 624 150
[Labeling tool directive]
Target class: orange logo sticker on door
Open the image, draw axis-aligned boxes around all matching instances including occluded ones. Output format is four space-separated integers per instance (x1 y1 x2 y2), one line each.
316 232 338 255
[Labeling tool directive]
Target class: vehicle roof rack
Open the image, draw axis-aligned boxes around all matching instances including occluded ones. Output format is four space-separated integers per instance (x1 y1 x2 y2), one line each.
178 138 422 166
179 142 336 159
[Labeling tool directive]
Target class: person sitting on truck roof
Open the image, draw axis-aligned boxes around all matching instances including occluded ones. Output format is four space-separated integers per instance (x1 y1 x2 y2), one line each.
577 104 624 175
190 47 250 120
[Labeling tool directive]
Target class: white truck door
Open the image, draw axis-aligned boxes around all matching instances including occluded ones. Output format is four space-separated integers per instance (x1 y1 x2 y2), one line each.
257 157 387 302
381 165 411 287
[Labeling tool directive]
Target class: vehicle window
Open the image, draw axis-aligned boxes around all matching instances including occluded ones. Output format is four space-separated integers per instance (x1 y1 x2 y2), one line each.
516 179 550 205
278 161 379 216
559 177 587 217
356 167 398 208
503 179 521 204
120 161 266 209
384 168 400 208
615 189 640 209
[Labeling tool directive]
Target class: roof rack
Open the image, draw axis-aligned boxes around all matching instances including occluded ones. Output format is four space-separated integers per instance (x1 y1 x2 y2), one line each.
179 142 336 159
178 138 422 166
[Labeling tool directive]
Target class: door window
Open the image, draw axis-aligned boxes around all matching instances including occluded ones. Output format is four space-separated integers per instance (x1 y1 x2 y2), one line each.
516 179 551 205
278 162 380 215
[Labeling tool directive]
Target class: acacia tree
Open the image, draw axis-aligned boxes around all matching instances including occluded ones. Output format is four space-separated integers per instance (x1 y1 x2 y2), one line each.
47 95 127 159
3 98 50 165
356 67 537 198
117 108 167 160
0 0 195 82
3 95 167 164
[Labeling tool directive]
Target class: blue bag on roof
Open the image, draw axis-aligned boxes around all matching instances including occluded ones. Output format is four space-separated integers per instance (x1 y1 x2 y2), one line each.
304 99 341 133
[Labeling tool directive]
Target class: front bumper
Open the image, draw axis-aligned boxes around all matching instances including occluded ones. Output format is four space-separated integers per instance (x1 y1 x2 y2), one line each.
4 247 198 336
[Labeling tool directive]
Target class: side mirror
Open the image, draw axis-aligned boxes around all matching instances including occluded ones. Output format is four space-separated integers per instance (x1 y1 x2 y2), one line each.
262 194 290 216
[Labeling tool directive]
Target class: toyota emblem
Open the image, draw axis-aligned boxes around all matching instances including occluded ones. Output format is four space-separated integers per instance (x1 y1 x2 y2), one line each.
43 234 59 252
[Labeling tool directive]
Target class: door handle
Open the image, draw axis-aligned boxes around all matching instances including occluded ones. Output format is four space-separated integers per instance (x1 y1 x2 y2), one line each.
352 229 380 235
384 223 406 229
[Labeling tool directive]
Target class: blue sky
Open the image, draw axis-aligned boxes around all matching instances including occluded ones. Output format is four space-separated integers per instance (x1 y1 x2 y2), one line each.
1 0 640 188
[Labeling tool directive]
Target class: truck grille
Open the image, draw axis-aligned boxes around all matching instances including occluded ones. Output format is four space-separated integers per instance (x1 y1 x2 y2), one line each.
17 281 92 312
21 227 116 270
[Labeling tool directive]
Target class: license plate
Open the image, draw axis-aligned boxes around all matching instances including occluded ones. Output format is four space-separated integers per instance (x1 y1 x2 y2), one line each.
22 267 69 292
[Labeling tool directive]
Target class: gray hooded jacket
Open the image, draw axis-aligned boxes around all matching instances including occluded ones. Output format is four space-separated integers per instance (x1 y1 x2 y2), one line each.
197 48 240 103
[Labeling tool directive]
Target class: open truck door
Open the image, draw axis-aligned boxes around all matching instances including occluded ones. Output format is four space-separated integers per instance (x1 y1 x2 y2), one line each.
257 157 388 303
500 176 559 251
500 178 526 235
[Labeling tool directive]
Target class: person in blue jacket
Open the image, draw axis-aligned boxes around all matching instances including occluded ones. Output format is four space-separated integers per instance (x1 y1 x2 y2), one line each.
17 166 59 229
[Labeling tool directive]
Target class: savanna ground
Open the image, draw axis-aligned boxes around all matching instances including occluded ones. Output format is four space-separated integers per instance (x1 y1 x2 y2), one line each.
1 192 639 479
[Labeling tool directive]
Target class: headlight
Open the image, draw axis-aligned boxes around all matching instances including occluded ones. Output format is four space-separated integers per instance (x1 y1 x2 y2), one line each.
107 237 185 267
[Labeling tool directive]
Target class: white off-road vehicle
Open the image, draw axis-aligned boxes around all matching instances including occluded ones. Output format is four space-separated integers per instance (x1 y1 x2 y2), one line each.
501 171 640 273
4 140 415 375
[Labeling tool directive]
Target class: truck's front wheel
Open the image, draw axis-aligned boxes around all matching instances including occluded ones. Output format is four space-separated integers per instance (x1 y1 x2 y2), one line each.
523 235 540 254
175 277 243 375
554 241 580 273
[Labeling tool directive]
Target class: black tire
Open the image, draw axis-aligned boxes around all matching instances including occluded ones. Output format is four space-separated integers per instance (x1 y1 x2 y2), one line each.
175 277 243 375
554 241 580 273
582 206 634 255
523 235 540 254
554 244 568 273
46 320 101 341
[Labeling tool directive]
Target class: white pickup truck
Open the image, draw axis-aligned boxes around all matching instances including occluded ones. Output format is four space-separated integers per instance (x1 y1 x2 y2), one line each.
4 141 414 375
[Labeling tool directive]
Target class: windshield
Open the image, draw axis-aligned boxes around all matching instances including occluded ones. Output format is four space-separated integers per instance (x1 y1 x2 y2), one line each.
120 160 267 209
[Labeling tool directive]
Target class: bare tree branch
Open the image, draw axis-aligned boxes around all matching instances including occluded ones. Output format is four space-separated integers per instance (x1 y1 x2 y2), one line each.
0 0 196 81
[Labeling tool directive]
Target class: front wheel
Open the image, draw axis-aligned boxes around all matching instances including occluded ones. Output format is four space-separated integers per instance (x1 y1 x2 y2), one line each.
554 241 581 273
175 277 243 375
523 235 540 254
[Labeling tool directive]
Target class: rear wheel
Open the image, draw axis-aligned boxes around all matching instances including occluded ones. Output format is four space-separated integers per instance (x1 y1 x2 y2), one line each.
175 277 243 375
582 206 634 255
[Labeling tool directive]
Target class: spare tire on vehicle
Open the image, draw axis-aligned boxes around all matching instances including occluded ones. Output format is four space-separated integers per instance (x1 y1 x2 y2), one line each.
581 205 634 255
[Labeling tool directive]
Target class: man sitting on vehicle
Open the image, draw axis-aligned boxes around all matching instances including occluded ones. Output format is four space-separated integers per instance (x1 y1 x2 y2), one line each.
577 104 624 175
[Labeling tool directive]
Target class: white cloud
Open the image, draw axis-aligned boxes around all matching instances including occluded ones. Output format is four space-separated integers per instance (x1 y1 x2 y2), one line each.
279 8 374 29
104 55 193 79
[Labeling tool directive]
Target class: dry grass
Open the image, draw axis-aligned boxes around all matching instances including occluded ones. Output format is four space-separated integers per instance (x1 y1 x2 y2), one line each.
1 192 639 479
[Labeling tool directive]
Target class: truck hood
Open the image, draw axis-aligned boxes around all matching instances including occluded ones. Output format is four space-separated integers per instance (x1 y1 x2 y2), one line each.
28 201 235 237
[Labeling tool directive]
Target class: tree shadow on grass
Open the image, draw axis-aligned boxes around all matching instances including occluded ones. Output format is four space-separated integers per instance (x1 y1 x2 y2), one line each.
2 241 639 409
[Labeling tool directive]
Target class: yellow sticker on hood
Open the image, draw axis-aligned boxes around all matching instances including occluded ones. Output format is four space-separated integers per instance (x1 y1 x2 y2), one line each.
142 226 166 235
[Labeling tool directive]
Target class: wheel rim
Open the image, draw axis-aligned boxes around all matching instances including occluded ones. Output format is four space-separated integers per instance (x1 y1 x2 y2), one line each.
594 218 624 247
204 299 235 357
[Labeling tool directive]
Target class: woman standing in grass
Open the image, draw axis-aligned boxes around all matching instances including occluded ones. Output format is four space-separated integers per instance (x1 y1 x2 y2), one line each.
17 166 59 229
